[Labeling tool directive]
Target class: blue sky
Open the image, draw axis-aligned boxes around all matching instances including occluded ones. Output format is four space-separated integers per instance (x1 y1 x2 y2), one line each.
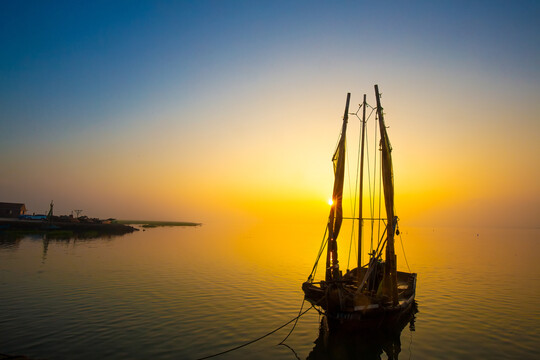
1 1 539 226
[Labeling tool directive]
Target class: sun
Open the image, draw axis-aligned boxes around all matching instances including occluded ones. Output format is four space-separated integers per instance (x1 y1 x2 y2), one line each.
327 198 333 206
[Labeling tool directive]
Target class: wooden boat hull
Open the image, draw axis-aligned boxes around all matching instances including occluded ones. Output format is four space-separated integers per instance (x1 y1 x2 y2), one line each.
303 271 417 330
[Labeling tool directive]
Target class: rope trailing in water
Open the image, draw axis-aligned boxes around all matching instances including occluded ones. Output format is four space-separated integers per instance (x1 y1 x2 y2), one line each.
279 343 301 360
195 306 313 360
278 298 306 345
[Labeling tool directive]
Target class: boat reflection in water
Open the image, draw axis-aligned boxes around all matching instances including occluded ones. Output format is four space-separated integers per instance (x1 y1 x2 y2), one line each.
307 302 418 360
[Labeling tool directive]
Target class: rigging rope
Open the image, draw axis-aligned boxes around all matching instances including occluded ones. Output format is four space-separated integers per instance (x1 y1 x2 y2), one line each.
346 103 367 270
399 232 412 273
345 133 357 270
308 225 328 281
393 202 412 273
365 116 375 255
342 105 377 269
363 107 377 256
346 214 356 270
348 104 377 268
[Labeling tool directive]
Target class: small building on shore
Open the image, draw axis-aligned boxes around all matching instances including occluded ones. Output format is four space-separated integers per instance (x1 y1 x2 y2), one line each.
0 202 27 218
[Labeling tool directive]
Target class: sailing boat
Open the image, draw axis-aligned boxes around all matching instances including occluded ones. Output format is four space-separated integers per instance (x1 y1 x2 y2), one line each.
302 85 417 329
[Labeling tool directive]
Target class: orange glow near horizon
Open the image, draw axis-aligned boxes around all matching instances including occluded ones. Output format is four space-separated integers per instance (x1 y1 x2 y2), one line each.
2 80 538 228
5 88 538 230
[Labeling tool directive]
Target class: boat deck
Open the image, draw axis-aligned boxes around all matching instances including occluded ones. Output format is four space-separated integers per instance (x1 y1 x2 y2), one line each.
303 269 417 313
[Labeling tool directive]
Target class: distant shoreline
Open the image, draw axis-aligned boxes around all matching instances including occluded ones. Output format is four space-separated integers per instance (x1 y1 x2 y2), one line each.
0 217 137 237
116 220 202 227
0 218 202 239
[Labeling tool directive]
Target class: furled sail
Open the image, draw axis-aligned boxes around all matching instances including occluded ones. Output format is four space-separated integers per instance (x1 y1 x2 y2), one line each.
375 85 399 304
326 93 350 281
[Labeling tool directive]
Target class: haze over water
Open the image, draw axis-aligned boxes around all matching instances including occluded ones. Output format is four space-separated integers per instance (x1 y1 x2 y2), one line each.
1 224 538 359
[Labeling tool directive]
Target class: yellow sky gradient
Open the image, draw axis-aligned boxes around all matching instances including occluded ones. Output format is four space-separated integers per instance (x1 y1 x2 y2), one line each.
1 3 538 229
4 76 539 229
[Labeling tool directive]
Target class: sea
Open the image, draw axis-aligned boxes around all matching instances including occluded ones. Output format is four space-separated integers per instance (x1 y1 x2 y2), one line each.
1 222 539 359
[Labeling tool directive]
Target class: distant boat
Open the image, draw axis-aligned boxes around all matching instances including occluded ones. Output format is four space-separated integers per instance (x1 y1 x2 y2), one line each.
302 85 417 330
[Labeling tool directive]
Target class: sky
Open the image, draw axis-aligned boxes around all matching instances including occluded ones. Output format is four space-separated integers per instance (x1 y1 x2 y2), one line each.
1 0 539 228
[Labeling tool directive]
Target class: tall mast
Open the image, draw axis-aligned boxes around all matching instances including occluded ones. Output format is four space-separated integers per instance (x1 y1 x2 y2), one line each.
357 94 367 271
325 92 350 281
374 84 398 305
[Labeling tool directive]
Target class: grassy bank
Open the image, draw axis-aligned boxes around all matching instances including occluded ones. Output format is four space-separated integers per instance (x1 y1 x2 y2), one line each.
115 220 202 227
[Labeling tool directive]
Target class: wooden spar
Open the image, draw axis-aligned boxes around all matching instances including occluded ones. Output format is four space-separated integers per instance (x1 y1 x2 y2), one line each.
343 93 351 121
374 84 399 305
358 94 367 272
325 92 351 282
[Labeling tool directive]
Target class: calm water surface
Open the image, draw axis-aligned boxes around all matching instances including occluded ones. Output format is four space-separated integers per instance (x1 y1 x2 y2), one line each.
1 223 539 359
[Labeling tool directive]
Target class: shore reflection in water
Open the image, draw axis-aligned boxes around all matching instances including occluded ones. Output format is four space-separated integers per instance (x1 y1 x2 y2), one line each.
0 231 120 264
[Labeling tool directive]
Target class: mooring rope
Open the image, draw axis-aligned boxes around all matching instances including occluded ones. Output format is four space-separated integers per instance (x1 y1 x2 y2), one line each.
194 305 314 360
278 298 306 345
279 342 301 360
